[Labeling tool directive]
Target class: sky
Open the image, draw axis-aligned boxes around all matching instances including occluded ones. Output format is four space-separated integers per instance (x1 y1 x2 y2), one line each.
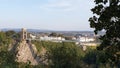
0 0 94 31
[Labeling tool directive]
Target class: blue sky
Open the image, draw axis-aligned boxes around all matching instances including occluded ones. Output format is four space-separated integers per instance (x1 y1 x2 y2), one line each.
0 0 94 31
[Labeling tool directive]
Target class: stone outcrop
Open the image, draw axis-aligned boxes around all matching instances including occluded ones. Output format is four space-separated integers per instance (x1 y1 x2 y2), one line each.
15 41 39 65
8 28 48 65
8 40 48 65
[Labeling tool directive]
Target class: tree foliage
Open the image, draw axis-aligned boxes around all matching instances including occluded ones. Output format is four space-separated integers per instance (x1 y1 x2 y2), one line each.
49 32 64 37
5 30 16 37
0 32 6 46
89 0 120 64
0 31 18 47
47 42 85 68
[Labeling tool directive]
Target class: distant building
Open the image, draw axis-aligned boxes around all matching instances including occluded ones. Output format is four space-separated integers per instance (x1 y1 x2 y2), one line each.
29 34 36 40
78 37 95 42
39 35 65 41
75 34 95 42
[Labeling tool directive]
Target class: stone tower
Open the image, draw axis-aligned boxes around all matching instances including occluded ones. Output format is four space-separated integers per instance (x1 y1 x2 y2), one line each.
21 28 27 40
15 28 39 65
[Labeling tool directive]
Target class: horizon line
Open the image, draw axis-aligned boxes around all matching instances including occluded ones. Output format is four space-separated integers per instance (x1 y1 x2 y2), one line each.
0 28 94 32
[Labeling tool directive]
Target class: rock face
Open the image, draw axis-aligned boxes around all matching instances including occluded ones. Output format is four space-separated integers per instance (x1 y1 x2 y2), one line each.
15 41 39 65
9 28 48 65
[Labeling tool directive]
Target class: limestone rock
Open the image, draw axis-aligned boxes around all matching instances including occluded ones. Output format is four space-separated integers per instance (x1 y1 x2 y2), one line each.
15 41 38 65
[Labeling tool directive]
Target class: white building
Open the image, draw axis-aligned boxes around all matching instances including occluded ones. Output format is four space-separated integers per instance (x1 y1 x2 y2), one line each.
40 35 65 41
29 34 36 40
77 36 95 42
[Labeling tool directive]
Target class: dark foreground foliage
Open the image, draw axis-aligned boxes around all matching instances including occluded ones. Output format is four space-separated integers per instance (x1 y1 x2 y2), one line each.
89 0 120 66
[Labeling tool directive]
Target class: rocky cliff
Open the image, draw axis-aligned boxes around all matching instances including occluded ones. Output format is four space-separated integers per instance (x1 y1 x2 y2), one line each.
8 40 48 65
15 40 39 65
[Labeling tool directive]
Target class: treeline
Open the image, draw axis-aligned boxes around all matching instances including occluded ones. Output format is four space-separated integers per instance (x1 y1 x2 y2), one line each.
0 30 20 45
32 41 116 68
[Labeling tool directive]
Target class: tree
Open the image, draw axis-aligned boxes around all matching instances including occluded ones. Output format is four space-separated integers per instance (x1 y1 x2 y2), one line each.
47 42 85 68
64 36 73 40
0 32 6 44
49 32 58 37
5 30 16 37
89 0 120 65
0 32 11 47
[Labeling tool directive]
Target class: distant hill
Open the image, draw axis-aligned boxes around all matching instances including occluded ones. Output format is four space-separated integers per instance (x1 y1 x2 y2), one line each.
1 28 21 32
1 28 105 36
1 28 52 33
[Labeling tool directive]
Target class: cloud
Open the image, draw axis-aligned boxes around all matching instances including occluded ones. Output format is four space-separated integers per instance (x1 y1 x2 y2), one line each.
40 0 80 11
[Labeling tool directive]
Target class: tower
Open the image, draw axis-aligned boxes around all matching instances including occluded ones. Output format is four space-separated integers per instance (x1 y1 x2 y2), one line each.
21 28 27 40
